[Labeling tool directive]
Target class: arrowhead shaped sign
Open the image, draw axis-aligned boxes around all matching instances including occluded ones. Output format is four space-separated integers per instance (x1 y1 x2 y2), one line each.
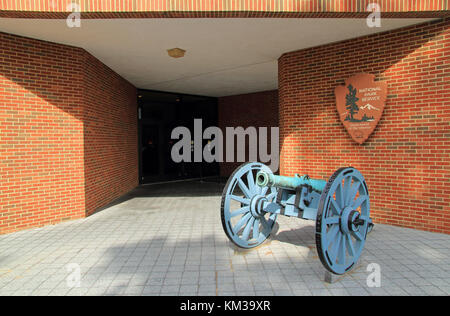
335 73 387 144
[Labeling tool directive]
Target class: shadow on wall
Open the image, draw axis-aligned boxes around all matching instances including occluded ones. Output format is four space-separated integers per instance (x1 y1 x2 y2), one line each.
218 90 279 177
278 19 449 233
0 31 138 233
81 51 138 216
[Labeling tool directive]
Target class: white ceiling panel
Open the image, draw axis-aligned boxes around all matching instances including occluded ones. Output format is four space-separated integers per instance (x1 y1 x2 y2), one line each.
0 18 433 96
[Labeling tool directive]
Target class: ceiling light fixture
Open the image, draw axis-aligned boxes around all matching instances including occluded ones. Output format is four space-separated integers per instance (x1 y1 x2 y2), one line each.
167 48 186 58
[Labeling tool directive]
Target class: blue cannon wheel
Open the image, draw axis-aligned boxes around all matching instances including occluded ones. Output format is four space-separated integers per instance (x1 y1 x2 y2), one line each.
315 167 370 275
221 162 278 248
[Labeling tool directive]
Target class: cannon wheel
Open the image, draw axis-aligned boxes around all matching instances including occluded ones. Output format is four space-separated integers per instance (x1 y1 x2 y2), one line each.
315 167 370 275
221 162 278 248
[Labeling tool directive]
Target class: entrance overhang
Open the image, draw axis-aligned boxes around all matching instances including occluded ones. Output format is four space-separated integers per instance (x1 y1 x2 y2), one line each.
0 1 447 96
0 0 448 18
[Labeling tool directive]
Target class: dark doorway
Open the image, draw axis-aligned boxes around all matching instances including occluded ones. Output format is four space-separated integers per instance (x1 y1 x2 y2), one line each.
138 89 219 184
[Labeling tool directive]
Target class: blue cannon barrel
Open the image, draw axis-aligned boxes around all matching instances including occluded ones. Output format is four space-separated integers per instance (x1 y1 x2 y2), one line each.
256 171 327 192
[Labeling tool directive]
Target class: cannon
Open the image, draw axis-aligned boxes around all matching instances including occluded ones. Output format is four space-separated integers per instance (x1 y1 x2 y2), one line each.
220 162 373 275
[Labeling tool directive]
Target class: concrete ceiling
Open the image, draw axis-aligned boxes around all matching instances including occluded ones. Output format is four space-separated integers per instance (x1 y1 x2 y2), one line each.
0 18 433 97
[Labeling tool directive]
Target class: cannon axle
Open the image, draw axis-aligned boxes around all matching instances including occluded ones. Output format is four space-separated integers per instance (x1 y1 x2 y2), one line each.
249 194 267 217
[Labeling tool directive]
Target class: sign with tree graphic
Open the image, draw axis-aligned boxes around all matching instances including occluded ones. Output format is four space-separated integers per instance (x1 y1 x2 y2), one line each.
335 73 387 144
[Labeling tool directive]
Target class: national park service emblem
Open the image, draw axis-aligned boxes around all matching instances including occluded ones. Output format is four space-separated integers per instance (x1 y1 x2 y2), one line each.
335 73 387 144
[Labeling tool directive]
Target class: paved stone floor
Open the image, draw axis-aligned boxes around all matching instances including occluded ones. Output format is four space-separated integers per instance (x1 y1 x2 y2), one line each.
0 180 449 296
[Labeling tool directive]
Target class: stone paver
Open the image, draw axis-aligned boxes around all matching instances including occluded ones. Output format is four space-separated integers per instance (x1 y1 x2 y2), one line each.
0 180 449 296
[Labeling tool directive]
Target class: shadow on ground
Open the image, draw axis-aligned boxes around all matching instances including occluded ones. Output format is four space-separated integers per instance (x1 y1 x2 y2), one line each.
92 179 225 215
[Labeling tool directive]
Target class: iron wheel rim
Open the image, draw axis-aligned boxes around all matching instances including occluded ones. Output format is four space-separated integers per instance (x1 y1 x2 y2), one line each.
221 162 278 249
315 167 370 274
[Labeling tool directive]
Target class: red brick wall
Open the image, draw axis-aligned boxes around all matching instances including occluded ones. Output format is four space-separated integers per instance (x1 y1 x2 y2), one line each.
0 32 138 234
1 0 447 19
83 53 138 215
218 90 278 177
279 18 450 234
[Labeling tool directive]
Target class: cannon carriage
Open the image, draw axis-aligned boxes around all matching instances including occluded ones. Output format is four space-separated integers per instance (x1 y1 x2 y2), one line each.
220 162 373 275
